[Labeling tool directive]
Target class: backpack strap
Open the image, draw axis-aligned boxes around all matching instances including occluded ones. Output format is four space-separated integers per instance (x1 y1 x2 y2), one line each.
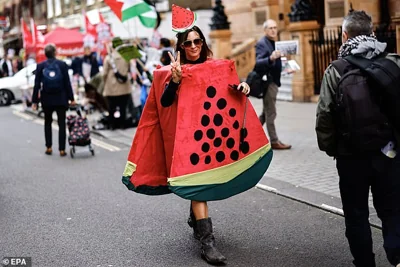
331 59 351 76
345 55 400 95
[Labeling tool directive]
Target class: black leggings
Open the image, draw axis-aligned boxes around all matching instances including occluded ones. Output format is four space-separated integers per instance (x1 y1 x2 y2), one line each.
106 94 131 129
43 106 67 151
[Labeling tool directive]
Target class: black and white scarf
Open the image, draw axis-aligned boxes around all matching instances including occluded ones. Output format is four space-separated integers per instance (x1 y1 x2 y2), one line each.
338 35 387 59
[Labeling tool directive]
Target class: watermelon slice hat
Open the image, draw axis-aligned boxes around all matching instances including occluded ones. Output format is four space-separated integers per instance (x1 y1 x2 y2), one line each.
172 4 197 33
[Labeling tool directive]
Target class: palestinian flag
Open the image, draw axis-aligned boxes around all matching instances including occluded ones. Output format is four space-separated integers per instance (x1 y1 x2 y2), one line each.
122 0 157 28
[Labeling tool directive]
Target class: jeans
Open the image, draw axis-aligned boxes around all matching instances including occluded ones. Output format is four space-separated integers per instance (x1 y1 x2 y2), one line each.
43 106 67 151
337 153 400 266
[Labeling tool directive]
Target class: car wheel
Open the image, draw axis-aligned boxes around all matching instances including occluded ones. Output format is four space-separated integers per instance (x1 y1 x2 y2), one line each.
0 89 12 106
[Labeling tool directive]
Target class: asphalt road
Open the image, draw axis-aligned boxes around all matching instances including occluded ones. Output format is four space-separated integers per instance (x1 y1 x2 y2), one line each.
0 106 391 267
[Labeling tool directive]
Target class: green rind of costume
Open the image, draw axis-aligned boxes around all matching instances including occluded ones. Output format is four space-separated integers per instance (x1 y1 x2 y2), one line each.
168 147 273 201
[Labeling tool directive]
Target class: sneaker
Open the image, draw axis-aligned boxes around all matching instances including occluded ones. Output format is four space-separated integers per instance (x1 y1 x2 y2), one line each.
45 147 52 155
271 141 292 150
59 150 67 157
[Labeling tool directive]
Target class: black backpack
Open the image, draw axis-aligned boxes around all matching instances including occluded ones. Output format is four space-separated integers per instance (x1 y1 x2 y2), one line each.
331 54 400 154
42 60 64 94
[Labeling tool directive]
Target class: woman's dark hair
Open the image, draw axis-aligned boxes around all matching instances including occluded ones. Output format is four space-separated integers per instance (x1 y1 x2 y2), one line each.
175 26 213 64
44 44 56 59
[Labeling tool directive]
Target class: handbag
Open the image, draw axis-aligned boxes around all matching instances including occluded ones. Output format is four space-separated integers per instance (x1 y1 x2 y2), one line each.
109 54 128 84
246 70 268 98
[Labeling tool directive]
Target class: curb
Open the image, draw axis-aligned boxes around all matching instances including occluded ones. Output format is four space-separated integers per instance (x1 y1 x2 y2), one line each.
256 178 382 230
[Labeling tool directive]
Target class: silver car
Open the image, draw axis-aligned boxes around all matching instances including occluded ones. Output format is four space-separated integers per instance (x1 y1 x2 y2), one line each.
0 63 36 106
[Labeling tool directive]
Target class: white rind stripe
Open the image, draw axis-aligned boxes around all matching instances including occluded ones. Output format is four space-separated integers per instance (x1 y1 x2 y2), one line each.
256 183 278 193
321 204 344 215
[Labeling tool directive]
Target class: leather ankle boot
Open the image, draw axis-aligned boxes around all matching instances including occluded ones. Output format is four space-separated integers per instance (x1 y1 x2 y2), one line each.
187 205 200 240
197 218 226 265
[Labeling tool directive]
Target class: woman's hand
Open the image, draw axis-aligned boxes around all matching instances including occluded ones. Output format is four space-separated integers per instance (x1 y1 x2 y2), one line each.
168 51 182 84
237 82 250 96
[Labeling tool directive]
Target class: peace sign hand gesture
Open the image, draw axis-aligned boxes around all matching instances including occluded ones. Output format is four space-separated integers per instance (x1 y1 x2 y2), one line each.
168 51 182 84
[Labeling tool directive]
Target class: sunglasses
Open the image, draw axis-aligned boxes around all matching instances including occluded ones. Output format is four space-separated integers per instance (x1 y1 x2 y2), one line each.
182 38 203 48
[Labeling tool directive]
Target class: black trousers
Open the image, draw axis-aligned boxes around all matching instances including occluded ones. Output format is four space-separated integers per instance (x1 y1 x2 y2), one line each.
106 94 131 129
43 106 67 151
337 153 400 267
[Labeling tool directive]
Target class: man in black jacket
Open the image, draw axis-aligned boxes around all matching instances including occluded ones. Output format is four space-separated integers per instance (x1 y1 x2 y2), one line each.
32 44 76 156
316 11 400 267
255 19 291 150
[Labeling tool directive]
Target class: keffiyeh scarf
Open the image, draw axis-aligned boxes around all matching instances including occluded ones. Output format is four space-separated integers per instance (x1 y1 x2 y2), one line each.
338 35 387 59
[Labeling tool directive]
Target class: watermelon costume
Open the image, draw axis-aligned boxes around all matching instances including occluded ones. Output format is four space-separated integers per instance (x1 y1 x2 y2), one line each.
122 59 273 201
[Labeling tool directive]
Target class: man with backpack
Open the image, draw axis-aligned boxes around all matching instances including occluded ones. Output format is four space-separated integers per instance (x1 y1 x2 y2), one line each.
32 44 76 157
316 10 400 267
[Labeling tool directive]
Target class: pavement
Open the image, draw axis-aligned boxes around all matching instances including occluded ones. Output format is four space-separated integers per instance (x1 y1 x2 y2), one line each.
14 96 381 228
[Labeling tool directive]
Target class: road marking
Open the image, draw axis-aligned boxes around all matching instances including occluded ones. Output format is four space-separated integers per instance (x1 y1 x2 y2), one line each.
91 138 121 152
13 110 33 121
13 110 121 152
321 204 344 215
256 183 278 193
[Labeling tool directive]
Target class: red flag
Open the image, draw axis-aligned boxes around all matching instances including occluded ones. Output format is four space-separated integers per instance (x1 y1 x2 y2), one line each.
99 12 106 23
30 18 44 47
103 0 123 20
85 14 97 37
20 18 33 48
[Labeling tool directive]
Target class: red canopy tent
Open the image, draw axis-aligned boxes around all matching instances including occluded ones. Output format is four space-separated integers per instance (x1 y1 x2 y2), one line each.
41 27 85 57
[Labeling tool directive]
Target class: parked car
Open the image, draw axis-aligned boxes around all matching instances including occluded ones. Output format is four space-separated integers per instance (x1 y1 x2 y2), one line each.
0 64 36 106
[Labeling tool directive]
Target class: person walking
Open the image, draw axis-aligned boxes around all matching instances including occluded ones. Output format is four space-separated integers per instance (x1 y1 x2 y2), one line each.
255 19 291 150
102 37 132 130
316 10 400 267
32 44 76 156
122 6 273 264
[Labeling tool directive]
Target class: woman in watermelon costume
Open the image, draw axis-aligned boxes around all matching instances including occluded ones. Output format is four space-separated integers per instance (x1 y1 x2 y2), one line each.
122 5 273 265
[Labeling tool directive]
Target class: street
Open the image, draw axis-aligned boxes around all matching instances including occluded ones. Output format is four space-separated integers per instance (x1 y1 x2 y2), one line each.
0 105 391 267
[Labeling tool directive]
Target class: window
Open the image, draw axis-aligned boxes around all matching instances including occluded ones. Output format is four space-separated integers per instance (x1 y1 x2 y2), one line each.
328 2 344 18
255 10 266 26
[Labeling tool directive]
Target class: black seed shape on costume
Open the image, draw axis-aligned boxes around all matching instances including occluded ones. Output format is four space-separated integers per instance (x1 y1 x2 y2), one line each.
233 120 239 129
213 114 223 126
230 150 239 161
190 153 200 165
206 86 217 98
229 108 236 117
213 137 222 147
204 102 211 110
202 143 210 153
226 138 235 149
242 128 248 138
205 155 211 164
201 115 210 127
206 129 216 139
221 128 229 137
240 141 250 154
217 98 227 110
194 130 203 141
216 151 225 162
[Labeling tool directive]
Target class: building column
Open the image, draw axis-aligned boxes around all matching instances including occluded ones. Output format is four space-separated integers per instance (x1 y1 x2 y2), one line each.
287 20 320 102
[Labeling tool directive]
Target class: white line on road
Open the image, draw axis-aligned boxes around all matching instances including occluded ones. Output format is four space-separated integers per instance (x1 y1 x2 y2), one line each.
321 204 344 215
13 111 121 152
13 110 33 121
256 183 278 193
91 138 121 152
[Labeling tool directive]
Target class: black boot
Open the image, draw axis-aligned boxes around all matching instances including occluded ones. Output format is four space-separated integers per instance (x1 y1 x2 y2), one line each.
197 218 227 265
187 205 200 240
